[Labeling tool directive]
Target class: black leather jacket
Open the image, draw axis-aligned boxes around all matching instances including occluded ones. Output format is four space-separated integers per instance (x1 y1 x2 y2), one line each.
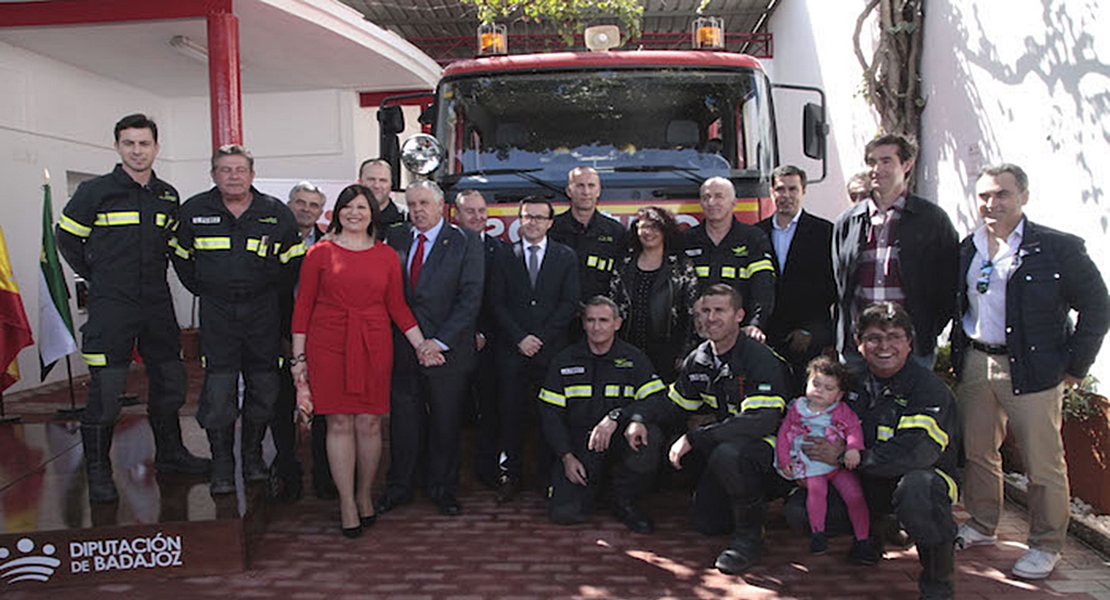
610 252 698 347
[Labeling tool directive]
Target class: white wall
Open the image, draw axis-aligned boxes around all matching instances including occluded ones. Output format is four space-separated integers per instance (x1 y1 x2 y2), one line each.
768 0 1110 386
0 39 418 395
920 0 1110 384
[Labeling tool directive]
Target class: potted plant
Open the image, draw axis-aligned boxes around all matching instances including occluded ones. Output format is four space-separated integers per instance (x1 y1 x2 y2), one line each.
1060 375 1110 514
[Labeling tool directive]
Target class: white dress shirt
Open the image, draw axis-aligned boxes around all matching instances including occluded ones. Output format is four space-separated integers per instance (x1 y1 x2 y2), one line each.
962 219 1025 345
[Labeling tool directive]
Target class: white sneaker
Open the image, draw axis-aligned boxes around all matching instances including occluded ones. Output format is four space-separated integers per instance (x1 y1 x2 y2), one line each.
1012 548 1060 580
955 522 997 550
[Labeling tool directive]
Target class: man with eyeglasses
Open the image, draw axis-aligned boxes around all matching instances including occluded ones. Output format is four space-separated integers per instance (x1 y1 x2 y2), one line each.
173 145 304 495
832 134 959 369
485 197 580 502
803 302 959 599
951 164 1109 580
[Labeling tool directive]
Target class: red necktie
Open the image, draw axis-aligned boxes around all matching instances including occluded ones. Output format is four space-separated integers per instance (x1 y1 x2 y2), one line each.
410 233 427 287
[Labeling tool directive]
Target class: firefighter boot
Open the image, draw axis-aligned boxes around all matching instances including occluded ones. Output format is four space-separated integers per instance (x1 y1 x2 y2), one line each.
151 415 211 475
81 424 118 503
918 543 956 600
240 419 269 482
714 502 766 575
207 427 237 495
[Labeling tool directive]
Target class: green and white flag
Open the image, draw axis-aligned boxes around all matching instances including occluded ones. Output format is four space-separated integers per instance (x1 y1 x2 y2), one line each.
39 181 77 380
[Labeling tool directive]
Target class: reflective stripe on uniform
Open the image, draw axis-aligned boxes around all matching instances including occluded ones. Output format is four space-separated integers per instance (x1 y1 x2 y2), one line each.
246 238 268 257
695 265 710 277
636 378 665 400
762 435 776 449
877 425 895 441
155 213 168 227
169 237 192 259
604 384 621 397
59 215 92 237
564 385 591 398
668 384 702 411
279 242 306 264
897 414 949 450
94 211 140 226
699 392 718 409
194 236 231 250
721 266 737 279
538 387 566 407
935 468 959 504
82 353 107 367
739 395 786 413
744 259 775 278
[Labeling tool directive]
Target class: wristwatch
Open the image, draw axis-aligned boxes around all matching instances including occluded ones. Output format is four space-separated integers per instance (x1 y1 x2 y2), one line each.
607 408 623 422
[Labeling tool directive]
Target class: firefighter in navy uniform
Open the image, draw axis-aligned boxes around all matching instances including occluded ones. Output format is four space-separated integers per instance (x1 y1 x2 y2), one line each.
683 177 775 340
625 284 789 574
57 114 210 503
538 296 667 533
549 166 628 301
795 302 958 599
172 145 304 494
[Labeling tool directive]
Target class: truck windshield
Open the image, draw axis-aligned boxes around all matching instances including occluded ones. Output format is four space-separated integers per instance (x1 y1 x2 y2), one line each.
438 67 775 185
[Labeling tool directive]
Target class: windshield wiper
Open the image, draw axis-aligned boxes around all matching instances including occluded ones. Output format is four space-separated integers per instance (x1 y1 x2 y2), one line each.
611 165 709 185
443 168 564 196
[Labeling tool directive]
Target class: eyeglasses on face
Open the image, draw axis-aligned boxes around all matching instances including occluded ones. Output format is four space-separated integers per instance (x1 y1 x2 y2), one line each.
519 214 551 222
860 331 908 346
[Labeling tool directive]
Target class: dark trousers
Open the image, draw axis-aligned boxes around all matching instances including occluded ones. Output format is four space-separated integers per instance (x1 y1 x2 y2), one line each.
80 293 184 426
481 348 551 483
386 345 469 499
548 425 662 523
196 293 280 430
687 438 791 536
269 363 299 476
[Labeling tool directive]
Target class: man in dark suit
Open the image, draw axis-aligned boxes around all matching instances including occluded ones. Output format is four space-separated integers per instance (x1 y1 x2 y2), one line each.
270 181 330 501
756 165 836 393
454 190 510 488
953 163 1109 580
377 180 485 516
833 134 959 368
485 197 580 502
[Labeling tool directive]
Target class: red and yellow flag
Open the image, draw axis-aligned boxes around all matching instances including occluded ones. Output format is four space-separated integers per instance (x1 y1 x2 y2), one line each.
0 225 34 391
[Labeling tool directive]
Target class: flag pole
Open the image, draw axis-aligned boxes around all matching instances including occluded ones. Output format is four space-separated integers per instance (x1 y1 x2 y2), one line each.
55 355 82 419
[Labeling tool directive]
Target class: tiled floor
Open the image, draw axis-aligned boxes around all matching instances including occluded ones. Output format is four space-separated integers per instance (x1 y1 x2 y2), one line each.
3 365 1108 599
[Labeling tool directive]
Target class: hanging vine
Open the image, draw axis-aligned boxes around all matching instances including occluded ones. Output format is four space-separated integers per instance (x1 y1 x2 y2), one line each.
853 0 925 142
459 0 644 44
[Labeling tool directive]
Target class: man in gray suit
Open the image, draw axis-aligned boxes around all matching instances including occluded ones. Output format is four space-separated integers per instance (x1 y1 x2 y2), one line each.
378 180 485 516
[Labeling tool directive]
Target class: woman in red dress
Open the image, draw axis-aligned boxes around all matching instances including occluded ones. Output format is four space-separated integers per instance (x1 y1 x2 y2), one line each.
290 184 442 538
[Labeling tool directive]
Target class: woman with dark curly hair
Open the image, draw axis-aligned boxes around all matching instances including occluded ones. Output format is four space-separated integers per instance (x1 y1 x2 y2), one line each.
610 206 697 382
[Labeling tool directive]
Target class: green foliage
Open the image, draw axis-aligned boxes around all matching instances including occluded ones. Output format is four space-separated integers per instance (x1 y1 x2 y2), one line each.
1063 375 1102 421
460 0 645 44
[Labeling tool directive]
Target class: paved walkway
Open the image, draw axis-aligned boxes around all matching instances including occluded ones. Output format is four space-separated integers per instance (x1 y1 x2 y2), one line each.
4 368 1108 599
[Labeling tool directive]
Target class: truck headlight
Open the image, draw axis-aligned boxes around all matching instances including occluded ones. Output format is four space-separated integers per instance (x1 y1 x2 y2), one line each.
400 134 444 176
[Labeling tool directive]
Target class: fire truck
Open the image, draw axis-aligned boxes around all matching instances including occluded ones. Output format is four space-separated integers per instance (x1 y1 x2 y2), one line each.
379 24 826 241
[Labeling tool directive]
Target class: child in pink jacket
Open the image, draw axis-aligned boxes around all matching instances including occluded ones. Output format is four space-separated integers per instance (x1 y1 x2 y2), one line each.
777 356 870 556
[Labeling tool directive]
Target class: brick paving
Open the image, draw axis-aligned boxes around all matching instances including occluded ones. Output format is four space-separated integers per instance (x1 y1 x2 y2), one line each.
4 366 1109 599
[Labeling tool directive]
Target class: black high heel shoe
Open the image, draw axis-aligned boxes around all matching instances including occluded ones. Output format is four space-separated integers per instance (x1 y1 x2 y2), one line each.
341 523 363 539
360 513 377 528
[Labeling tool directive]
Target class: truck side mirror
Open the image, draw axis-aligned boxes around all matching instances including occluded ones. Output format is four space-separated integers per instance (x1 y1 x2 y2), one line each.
418 104 436 129
803 102 827 160
378 105 405 190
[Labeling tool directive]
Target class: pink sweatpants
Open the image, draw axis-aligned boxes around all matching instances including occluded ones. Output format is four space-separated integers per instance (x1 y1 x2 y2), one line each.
805 468 870 540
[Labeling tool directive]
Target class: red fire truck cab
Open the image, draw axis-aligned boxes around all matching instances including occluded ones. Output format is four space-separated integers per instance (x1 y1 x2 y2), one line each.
381 45 826 241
